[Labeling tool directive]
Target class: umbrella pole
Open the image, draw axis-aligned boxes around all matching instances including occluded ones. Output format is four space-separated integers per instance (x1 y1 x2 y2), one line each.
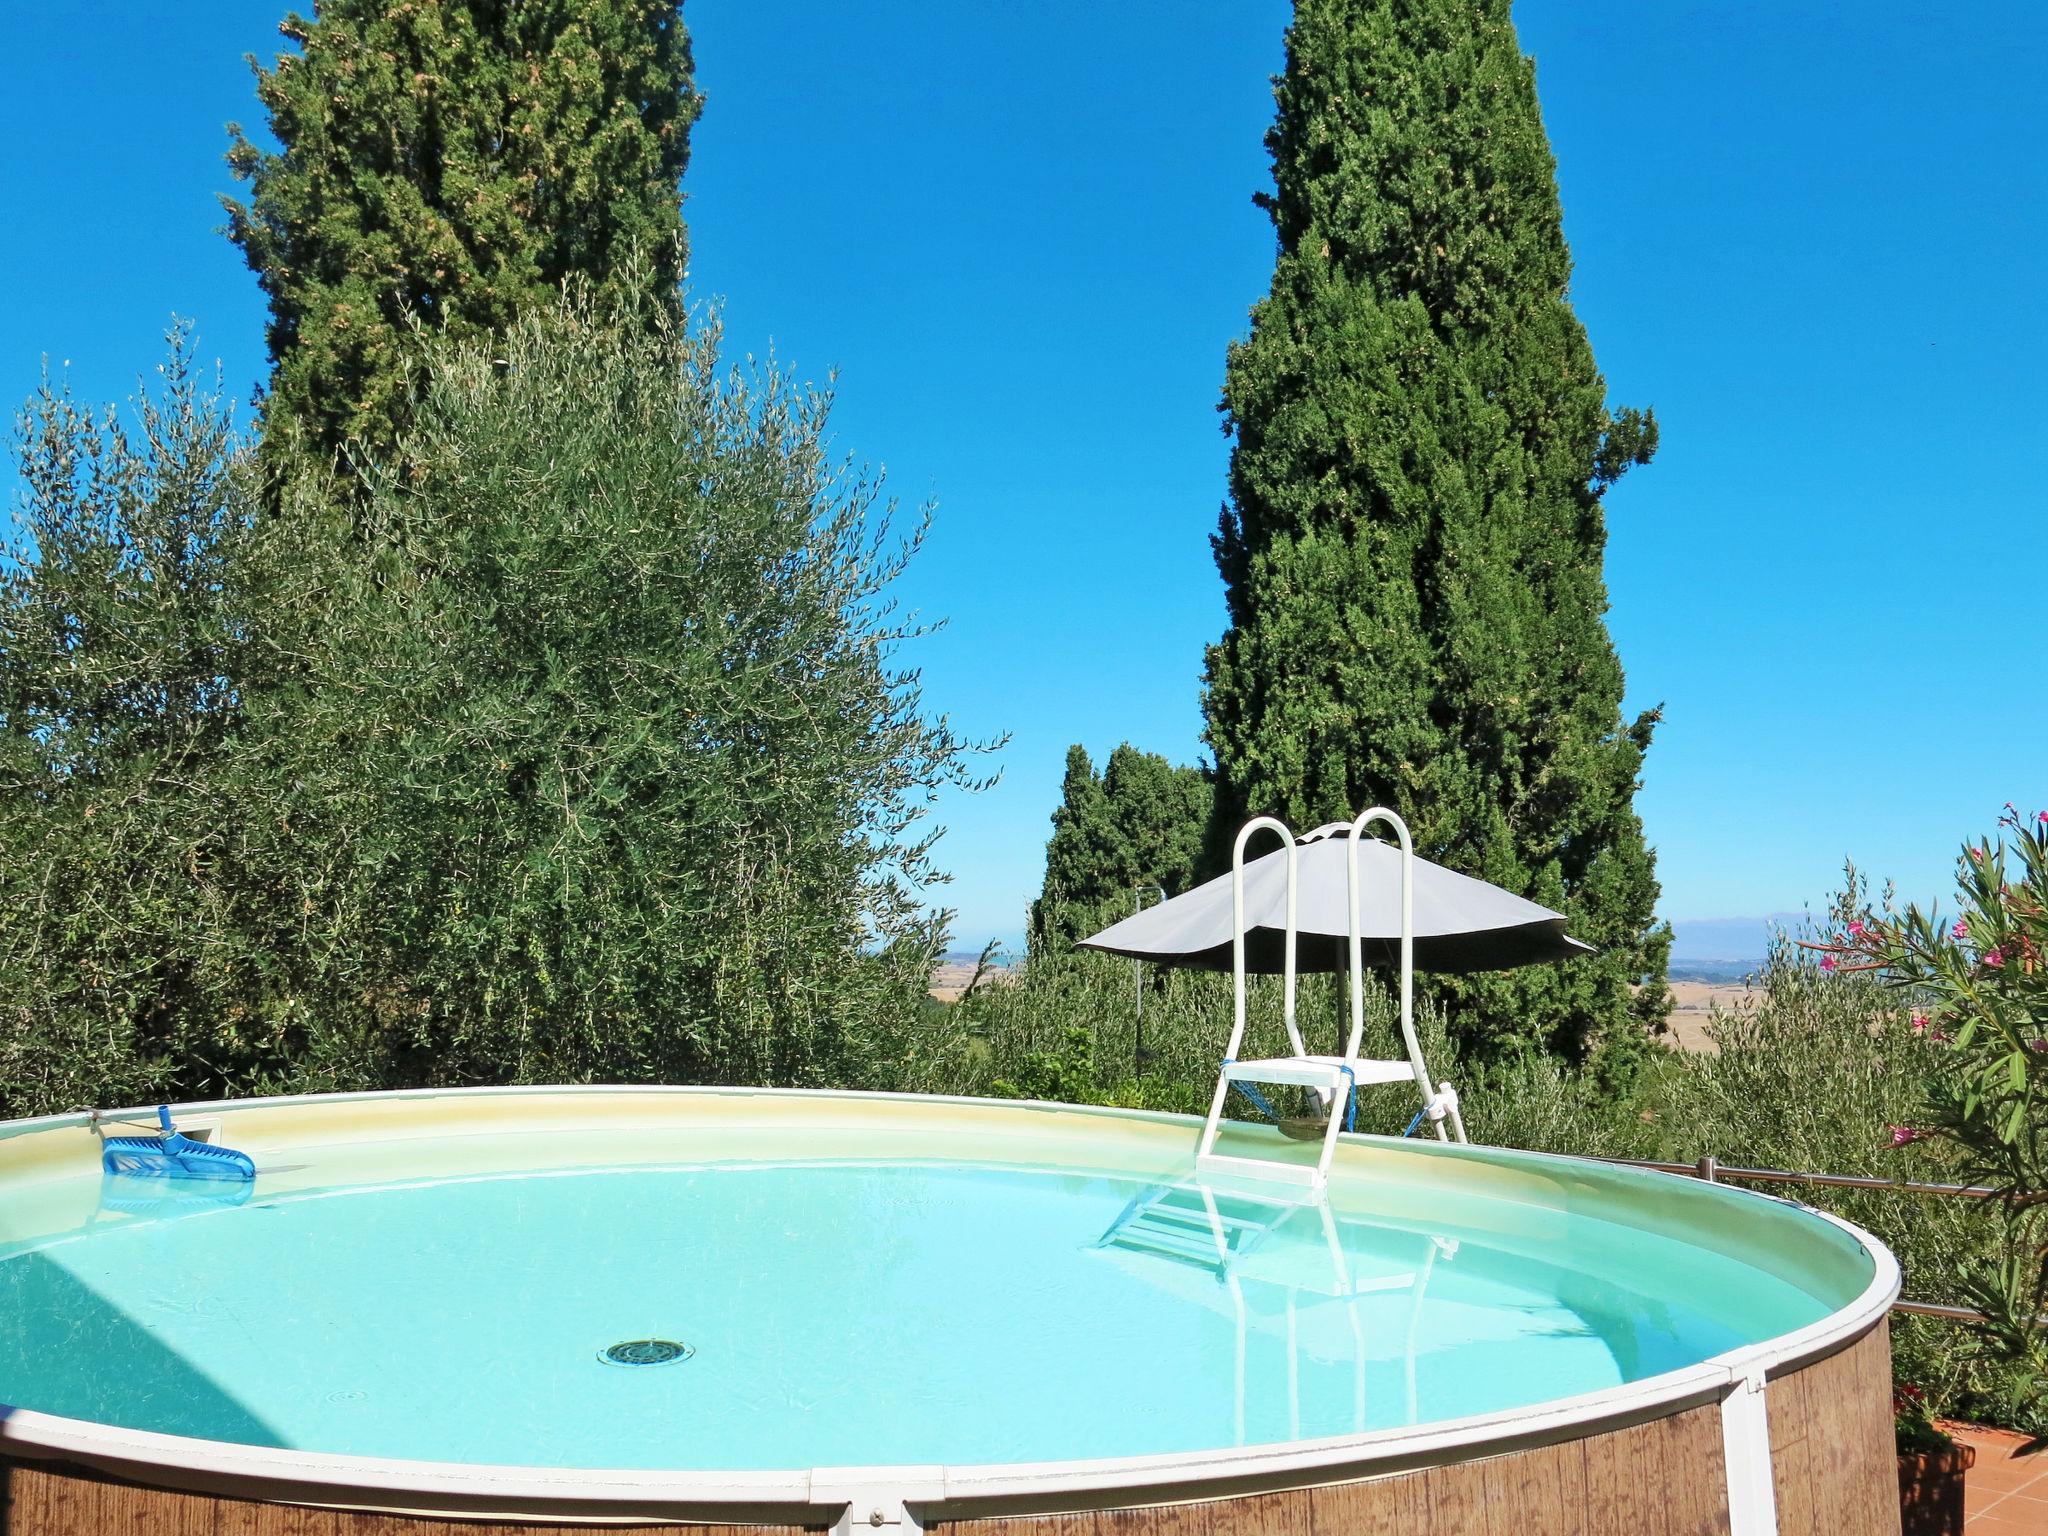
1131 882 1165 1076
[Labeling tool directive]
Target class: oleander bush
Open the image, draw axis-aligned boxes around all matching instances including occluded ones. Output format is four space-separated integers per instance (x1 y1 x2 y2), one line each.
1657 886 2004 1428
1830 810 2048 1443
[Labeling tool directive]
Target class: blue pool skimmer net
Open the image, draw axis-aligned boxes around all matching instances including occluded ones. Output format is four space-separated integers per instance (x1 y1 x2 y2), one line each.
100 1106 256 1181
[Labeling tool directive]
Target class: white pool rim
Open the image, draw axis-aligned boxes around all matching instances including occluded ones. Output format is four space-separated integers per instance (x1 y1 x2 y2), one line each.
0 1085 1902 1526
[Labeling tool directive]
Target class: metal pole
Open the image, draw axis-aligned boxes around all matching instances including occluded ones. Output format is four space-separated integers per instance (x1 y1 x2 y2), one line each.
1590 1155 2007 1201
1131 883 1164 1075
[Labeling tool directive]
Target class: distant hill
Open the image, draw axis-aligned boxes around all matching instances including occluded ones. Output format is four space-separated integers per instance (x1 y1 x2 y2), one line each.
1664 913 1802 981
1667 958 1761 984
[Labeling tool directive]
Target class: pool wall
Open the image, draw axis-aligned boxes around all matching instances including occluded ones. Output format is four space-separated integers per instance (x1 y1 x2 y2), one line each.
0 1087 1904 1536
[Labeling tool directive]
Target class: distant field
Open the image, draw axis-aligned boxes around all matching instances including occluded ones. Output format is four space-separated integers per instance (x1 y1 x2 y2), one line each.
1660 979 1759 1053
928 956 1010 1002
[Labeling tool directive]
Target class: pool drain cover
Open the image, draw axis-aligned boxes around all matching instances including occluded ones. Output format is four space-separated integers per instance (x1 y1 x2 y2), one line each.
602 1338 693 1367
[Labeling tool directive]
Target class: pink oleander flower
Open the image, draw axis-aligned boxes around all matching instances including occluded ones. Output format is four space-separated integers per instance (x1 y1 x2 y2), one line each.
1984 948 2005 968
1911 1013 1929 1033
1953 921 1970 939
1819 954 1837 972
1889 1125 1928 1147
2038 810 2048 826
1847 920 1865 938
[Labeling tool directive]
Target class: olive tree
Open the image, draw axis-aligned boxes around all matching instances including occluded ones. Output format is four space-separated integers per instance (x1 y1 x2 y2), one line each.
270 278 985 1088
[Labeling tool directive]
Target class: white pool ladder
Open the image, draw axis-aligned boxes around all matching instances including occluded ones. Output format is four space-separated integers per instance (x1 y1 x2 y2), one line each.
1094 1179 1456 1440
1195 808 1466 1192
1095 1182 1281 1277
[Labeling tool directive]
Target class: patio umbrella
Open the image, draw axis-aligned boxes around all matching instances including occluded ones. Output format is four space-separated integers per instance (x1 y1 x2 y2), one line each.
1077 821 1593 975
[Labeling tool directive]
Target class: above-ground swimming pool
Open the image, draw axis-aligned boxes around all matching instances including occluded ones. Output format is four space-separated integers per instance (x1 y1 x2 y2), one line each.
0 1088 1902 1535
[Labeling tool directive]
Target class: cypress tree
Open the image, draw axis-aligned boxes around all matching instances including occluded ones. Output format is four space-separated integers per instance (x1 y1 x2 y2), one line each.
224 0 702 473
1030 745 1213 957
1203 0 1668 1073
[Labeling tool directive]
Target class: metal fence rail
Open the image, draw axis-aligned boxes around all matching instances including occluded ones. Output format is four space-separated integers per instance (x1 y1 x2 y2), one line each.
1591 1153 2019 1327
1603 1153 2003 1201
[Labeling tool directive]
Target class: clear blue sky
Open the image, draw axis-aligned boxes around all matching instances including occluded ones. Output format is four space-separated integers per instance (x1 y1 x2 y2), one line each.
3 3 2042 951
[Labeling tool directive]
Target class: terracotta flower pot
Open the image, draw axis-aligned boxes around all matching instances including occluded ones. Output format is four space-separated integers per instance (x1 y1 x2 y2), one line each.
1897 1442 1975 1536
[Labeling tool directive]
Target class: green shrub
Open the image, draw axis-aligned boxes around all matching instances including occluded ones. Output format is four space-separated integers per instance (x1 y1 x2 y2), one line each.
957 946 1522 1132
1667 887 1998 1422
0 328 286 1115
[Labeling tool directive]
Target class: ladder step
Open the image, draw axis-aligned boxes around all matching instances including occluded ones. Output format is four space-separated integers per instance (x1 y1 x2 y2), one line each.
1222 1055 1416 1088
1196 1150 1325 1192
1107 1226 1229 1270
1130 1208 1252 1246
1138 1197 1266 1238
1096 1182 1303 1273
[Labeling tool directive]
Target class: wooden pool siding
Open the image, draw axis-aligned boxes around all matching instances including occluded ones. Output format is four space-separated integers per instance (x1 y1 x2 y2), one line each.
1767 1319 1901 1536
0 1323 1900 1536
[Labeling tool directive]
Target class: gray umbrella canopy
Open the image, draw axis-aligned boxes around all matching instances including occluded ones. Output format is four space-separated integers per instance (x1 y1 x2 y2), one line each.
1078 822 1593 975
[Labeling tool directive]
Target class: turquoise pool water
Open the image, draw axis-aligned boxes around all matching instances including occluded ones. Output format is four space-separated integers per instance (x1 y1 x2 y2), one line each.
0 1151 1838 1470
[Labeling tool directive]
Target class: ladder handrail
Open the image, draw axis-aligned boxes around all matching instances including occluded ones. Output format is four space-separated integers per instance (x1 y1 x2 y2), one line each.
1228 816 1302 1063
1201 807 1465 1188
1344 808 1437 1133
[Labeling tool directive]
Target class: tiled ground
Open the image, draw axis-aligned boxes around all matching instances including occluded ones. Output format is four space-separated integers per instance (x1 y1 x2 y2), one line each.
1951 1422 2048 1532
